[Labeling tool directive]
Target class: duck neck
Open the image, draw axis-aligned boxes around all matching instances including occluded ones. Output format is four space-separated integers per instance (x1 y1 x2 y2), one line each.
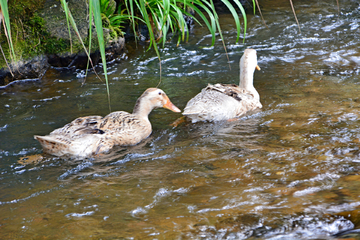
239 66 254 90
239 65 259 101
132 98 153 120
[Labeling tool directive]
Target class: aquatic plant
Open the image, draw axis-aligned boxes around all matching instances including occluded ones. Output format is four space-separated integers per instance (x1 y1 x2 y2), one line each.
0 0 15 76
124 0 251 57
100 0 129 39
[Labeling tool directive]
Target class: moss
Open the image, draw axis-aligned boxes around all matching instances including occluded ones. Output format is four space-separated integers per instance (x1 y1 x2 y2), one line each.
0 1 58 66
14 12 70 56
0 0 122 71
0 0 81 68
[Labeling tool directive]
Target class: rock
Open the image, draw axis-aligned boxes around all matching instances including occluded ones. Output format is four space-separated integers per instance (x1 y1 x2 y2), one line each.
105 37 126 61
0 0 125 87
47 51 101 69
39 0 89 41
0 56 49 86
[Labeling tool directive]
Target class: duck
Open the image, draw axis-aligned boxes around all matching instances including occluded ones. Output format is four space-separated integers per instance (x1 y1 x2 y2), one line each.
182 49 262 122
34 88 181 158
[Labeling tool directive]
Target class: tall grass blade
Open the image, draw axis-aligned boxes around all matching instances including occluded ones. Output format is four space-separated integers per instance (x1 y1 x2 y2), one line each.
221 0 242 43
230 0 248 42
0 0 16 61
188 2 216 46
59 0 110 109
289 0 301 33
173 7 188 44
125 0 138 44
91 0 111 111
84 0 94 85
60 0 96 69
0 44 13 76
139 0 162 82
59 0 73 53
254 0 268 28
208 0 231 68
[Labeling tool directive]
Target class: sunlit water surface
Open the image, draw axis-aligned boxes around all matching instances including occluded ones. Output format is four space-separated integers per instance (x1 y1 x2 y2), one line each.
1 0 360 239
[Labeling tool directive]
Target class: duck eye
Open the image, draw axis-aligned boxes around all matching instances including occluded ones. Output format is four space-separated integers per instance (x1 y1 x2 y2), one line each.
158 91 162 95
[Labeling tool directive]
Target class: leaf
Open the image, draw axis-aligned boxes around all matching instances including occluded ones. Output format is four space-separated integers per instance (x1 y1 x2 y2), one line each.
0 0 16 61
91 0 112 111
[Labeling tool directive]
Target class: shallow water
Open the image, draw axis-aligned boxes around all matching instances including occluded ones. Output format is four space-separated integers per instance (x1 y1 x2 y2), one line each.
1 0 360 239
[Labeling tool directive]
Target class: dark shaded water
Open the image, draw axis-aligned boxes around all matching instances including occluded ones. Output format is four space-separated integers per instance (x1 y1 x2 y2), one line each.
1 0 360 239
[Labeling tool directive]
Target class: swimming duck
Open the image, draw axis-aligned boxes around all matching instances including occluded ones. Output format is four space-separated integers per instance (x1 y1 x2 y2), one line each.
34 88 181 158
182 49 262 122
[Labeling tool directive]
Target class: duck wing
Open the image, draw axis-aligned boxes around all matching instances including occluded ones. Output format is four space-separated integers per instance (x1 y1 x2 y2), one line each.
98 111 152 146
207 83 244 101
183 84 259 122
50 116 104 137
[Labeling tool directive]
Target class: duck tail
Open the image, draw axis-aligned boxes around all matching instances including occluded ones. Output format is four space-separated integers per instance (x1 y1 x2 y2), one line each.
34 135 68 156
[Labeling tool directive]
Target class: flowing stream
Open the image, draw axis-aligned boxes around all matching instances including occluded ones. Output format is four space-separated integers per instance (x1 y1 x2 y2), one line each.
1 0 360 239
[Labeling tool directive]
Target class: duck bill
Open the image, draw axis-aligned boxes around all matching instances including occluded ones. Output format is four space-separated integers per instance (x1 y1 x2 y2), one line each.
256 65 261 71
163 98 181 113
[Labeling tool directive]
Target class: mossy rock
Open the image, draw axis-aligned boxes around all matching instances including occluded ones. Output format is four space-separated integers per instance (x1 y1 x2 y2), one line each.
0 0 125 87
39 0 88 42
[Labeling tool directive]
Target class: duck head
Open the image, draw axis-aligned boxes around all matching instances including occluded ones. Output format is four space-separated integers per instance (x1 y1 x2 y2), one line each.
133 88 181 116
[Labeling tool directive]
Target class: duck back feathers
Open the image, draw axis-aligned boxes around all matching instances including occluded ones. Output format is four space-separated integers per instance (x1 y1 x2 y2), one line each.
183 83 261 122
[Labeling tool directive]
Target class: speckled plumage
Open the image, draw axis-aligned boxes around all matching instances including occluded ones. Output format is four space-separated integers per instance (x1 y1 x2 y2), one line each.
34 88 180 158
183 49 262 122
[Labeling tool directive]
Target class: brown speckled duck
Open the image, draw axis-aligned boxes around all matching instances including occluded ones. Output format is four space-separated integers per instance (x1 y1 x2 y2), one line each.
182 49 262 122
34 88 181 158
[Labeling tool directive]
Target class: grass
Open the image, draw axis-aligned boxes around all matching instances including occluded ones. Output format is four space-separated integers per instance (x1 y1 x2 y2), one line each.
100 0 128 39
123 0 253 79
125 0 251 50
0 0 16 76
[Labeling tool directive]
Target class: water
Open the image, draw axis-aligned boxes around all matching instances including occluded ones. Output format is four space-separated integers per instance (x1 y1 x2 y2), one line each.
1 0 360 239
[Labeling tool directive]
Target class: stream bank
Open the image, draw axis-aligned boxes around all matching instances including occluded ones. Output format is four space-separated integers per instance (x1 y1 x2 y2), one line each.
0 0 126 87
